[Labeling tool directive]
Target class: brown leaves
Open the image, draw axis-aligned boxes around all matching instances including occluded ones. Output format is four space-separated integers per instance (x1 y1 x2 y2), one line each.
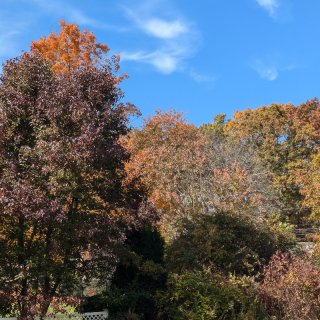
125 111 207 227
226 99 320 223
260 251 320 320
126 110 279 239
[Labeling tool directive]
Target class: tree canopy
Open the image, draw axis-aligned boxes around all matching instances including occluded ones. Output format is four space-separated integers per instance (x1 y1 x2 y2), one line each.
2 20 320 320
30 20 110 74
0 41 154 319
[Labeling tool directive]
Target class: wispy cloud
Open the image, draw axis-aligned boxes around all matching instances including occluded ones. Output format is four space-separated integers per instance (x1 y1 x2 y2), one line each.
124 6 188 40
0 0 126 59
28 0 127 31
26 0 95 26
256 0 280 17
120 1 204 78
1 0 98 59
253 61 278 81
143 18 187 39
0 12 30 58
252 58 296 81
189 69 216 84
121 50 179 74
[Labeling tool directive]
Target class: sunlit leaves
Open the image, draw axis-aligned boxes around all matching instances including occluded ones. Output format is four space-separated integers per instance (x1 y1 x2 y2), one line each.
226 99 320 223
30 20 109 74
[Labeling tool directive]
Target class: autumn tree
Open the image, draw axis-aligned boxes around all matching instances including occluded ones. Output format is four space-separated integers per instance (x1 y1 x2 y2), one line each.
30 20 109 73
202 118 281 217
126 111 280 238
0 51 153 319
125 111 209 236
226 100 320 224
304 152 320 220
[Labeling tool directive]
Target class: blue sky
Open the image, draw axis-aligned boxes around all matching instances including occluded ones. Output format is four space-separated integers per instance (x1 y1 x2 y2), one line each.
0 0 319 125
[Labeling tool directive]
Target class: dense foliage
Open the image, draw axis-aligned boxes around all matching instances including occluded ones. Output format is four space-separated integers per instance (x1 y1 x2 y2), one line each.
166 212 294 276
30 20 110 74
1 21 320 320
0 33 154 318
260 251 320 320
157 269 266 320
82 227 166 319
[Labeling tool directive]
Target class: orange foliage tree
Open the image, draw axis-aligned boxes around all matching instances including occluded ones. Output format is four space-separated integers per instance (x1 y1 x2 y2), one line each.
126 111 278 238
226 99 320 224
125 111 207 236
30 20 109 73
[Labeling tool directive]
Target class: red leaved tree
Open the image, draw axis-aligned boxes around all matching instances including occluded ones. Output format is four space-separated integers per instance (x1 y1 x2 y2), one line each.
0 31 154 319
260 251 320 320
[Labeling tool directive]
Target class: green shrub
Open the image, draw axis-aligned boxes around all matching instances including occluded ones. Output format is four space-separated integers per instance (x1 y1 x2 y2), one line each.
157 269 267 320
166 211 295 277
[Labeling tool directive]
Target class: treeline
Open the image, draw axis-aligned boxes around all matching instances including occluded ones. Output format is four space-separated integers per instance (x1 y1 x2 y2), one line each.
1 21 320 320
85 103 320 319
128 101 320 230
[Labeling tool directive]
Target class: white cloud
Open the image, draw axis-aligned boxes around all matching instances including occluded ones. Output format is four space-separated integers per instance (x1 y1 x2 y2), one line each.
121 50 179 74
150 52 178 73
252 60 278 81
121 2 201 77
260 66 278 81
143 18 187 39
122 49 217 83
252 57 296 81
256 0 280 17
124 6 189 39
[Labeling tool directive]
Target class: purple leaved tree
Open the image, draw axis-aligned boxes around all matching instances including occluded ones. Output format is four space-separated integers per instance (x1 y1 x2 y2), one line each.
0 51 155 319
